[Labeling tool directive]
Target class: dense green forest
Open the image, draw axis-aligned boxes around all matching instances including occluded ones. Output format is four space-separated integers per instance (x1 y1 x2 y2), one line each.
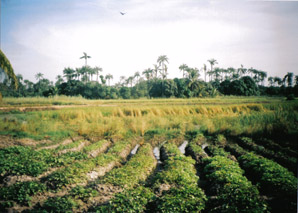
1 55 297 99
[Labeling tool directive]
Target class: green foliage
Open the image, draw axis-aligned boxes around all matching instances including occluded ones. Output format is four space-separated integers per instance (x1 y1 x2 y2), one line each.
205 145 230 157
160 143 182 161
97 186 155 212
0 49 18 90
219 77 259 96
43 167 78 190
0 146 53 177
55 140 82 151
106 140 131 157
185 141 208 164
153 143 206 212
154 156 198 187
83 140 107 153
202 156 267 212
41 196 78 212
238 152 297 211
214 134 226 146
100 143 156 188
0 181 46 206
184 129 204 142
51 151 88 167
69 186 98 202
155 186 206 213
238 153 297 196
236 136 297 173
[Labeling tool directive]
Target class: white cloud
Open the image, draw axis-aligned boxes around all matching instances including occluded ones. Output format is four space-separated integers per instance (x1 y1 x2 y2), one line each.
4 0 298 84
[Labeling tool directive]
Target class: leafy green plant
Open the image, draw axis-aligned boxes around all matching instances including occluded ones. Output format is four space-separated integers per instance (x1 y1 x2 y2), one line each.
202 156 267 212
96 186 155 212
155 186 206 213
41 196 78 212
83 140 108 153
0 181 46 206
100 143 156 188
184 129 204 142
69 185 98 202
238 152 297 212
0 146 53 177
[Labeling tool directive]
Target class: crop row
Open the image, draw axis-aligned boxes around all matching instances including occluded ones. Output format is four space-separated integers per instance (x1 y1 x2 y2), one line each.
39 143 156 212
0 139 112 184
238 152 297 212
152 143 207 212
94 143 207 212
0 139 113 209
234 136 296 173
0 140 88 179
224 142 297 212
43 140 130 190
253 137 298 158
187 141 267 212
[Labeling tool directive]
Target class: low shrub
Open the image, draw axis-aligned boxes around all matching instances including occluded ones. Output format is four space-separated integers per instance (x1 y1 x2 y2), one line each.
0 181 46 206
41 196 78 212
96 186 155 212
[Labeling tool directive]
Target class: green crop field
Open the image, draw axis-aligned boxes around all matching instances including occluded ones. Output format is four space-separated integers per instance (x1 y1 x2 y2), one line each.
0 96 297 212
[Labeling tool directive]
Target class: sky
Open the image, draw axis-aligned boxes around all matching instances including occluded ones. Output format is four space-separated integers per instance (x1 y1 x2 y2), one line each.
1 0 298 84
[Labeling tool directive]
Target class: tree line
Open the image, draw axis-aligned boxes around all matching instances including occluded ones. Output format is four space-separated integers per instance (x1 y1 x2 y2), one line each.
1 53 297 99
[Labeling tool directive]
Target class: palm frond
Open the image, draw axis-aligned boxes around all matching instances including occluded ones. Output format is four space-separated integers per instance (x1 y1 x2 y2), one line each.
0 50 18 89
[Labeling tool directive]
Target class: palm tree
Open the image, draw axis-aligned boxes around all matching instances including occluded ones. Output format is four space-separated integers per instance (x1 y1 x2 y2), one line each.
0 50 18 92
157 55 169 80
268 77 274 87
153 64 160 79
94 66 103 82
187 68 200 91
227 67 236 80
179 64 188 78
89 67 97 81
80 52 91 67
259 71 267 86
127 76 134 87
238 64 247 77
142 68 153 81
63 68 75 81
55 75 64 86
213 68 222 82
23 79 32 90
202 64 207 82
16 74 23 84
283 72 294 87
273 77 282 87
134 71 140 84
119 76 126 85
35 73 44 82
207 58 218 81
105 74 113 86
75 68 81 80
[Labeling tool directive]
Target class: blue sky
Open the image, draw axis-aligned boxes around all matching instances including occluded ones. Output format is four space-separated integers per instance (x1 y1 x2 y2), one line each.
2 0 298 84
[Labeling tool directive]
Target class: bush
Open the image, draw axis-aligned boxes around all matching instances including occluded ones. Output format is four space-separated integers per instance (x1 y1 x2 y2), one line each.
202 156 267 212
0 181 46 206
42 196 78 212
0 146 53 177
238 152 297 212
97 186 155 212
155 186 206 213
69 186 98 202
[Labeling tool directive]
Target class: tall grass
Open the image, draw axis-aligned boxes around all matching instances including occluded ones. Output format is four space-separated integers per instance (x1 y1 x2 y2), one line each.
1 96 283 107
0 99 297 143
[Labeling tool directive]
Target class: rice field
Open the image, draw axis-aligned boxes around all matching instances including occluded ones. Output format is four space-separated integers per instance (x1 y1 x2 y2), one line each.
0 96 297 212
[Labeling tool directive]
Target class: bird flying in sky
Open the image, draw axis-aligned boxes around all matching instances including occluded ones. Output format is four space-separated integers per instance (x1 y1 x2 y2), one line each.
120 12 126 15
